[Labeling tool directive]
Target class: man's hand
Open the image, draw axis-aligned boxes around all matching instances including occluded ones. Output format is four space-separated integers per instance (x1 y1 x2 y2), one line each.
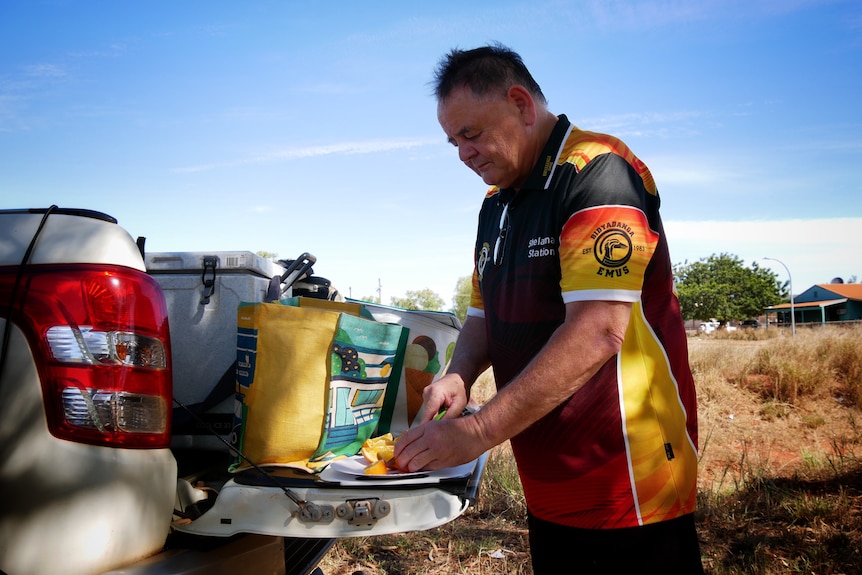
393 411 487 472
394 373 472 470
394 313 491 471
410 373 470 428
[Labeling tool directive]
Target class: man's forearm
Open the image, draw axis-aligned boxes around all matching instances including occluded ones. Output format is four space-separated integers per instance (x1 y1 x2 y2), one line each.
469 299 632 448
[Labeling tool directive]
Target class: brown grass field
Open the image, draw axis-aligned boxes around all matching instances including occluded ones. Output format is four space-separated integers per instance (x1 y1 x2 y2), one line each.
319 325 862 574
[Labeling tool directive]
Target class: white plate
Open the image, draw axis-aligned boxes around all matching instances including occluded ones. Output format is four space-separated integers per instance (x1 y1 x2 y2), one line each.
319 455 477 486
327 455 428 479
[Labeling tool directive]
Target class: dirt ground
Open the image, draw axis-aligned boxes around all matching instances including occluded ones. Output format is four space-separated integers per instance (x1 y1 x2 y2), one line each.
691 338 860 492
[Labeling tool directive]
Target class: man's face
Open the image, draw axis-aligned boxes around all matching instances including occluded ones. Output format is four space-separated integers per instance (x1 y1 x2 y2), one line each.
437 86 533 189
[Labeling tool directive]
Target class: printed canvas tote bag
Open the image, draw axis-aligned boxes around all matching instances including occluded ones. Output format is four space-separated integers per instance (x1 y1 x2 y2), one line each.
231 298 406 471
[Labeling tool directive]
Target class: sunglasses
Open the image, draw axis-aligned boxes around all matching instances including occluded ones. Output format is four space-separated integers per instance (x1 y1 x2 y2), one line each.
493 202 510 266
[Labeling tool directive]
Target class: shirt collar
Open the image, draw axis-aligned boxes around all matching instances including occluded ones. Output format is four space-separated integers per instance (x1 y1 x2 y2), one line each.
498 114 573 204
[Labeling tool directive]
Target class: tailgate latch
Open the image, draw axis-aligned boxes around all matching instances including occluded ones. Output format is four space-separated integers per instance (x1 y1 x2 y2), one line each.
335 498 391 527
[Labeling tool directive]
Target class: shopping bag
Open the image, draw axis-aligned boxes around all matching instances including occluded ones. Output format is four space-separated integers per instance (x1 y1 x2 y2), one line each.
355 301 461 435
231 298 406 471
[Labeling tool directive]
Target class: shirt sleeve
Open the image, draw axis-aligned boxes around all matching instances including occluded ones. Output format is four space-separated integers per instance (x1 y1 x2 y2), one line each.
467 267 485 317
557 152 660 303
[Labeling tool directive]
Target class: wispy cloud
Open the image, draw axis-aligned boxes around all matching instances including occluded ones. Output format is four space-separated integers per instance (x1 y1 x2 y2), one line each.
172 137 438 173
23 63 67 78
67 43 127 59
665 217 860 286
580 0 835 29
667 217 857 246
0 62 69 131
583 0 710 29
583 111 704 139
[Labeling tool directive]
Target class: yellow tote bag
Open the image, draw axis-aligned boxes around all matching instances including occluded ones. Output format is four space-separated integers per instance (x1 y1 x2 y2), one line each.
231 299 405 471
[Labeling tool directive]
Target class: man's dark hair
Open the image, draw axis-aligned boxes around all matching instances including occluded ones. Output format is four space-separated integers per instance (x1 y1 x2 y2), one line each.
433 43 546 105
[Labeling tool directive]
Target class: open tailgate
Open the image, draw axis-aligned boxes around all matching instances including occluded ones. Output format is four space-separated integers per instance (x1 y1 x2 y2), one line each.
175 453 486 538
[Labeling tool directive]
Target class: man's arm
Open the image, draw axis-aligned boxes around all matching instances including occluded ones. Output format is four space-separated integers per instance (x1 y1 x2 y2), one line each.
468 299 631 447
395 299 632 471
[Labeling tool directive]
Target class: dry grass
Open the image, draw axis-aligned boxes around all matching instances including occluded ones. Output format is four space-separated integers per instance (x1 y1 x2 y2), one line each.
320 325 862 575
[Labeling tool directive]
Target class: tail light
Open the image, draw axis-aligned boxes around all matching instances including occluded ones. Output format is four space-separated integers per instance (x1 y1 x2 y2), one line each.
1 264 172 448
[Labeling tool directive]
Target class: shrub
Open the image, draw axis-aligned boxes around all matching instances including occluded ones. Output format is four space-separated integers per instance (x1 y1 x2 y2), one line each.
734 327 862 404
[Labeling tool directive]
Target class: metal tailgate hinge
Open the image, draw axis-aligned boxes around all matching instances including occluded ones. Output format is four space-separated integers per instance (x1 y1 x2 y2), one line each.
297 500 335 524
335 498 391 527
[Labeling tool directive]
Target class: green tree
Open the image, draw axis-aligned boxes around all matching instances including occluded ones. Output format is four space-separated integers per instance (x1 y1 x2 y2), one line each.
451 275 472 322
390 288 445 311
673 253 784 322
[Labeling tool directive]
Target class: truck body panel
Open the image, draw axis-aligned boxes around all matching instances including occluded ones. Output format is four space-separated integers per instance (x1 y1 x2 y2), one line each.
0 209 146 270
1 209 179 574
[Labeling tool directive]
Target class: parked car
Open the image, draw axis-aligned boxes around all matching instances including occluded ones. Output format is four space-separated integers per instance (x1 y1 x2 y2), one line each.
741 319 761 329
1 207 482 575
698 320 720 334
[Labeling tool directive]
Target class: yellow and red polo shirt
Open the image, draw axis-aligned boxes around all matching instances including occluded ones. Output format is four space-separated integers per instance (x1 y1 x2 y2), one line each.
468 116 698 529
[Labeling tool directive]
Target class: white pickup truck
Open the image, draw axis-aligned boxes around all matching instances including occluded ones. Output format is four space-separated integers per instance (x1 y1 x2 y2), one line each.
0 207 482 575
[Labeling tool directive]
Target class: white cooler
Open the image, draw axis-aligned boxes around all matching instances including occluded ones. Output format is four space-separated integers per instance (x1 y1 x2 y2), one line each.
146 251 288 451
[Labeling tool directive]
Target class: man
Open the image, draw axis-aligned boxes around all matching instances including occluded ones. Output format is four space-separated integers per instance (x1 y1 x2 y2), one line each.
394 44 704 574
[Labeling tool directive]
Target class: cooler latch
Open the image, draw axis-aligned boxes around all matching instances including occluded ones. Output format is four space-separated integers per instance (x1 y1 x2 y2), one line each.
200 256 218 305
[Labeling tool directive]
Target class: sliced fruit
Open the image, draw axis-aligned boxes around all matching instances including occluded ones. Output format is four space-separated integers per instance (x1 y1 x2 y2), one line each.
363 459 389 475
360 432 398 464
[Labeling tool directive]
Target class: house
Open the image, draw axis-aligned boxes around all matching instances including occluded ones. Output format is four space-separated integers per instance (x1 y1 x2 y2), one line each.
764 282 862 326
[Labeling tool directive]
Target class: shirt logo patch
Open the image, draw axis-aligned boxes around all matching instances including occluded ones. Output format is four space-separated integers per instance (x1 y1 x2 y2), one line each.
593 228 633 269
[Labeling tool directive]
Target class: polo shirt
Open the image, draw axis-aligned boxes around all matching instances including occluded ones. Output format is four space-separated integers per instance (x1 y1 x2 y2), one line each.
467 115 698 529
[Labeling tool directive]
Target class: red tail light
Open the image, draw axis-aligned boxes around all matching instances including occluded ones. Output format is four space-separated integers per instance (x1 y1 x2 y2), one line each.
1 264 172 448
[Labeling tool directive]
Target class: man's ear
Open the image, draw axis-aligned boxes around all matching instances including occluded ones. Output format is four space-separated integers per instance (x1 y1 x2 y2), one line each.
507 85 537 126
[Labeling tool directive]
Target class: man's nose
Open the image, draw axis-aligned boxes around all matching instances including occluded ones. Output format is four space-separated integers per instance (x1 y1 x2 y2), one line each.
458 143 476 163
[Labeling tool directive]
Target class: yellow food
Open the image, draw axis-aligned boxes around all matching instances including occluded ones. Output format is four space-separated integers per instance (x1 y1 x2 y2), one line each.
363 459 389 475
360 433 398 464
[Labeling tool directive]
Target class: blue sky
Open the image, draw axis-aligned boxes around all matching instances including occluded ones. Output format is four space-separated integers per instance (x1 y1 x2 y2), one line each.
1 0 859 307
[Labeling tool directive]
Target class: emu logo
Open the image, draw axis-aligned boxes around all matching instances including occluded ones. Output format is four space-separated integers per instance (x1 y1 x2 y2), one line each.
593 229 633 268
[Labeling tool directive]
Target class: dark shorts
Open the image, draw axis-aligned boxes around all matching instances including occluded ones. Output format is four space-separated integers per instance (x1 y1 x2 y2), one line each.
527 512 705 575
